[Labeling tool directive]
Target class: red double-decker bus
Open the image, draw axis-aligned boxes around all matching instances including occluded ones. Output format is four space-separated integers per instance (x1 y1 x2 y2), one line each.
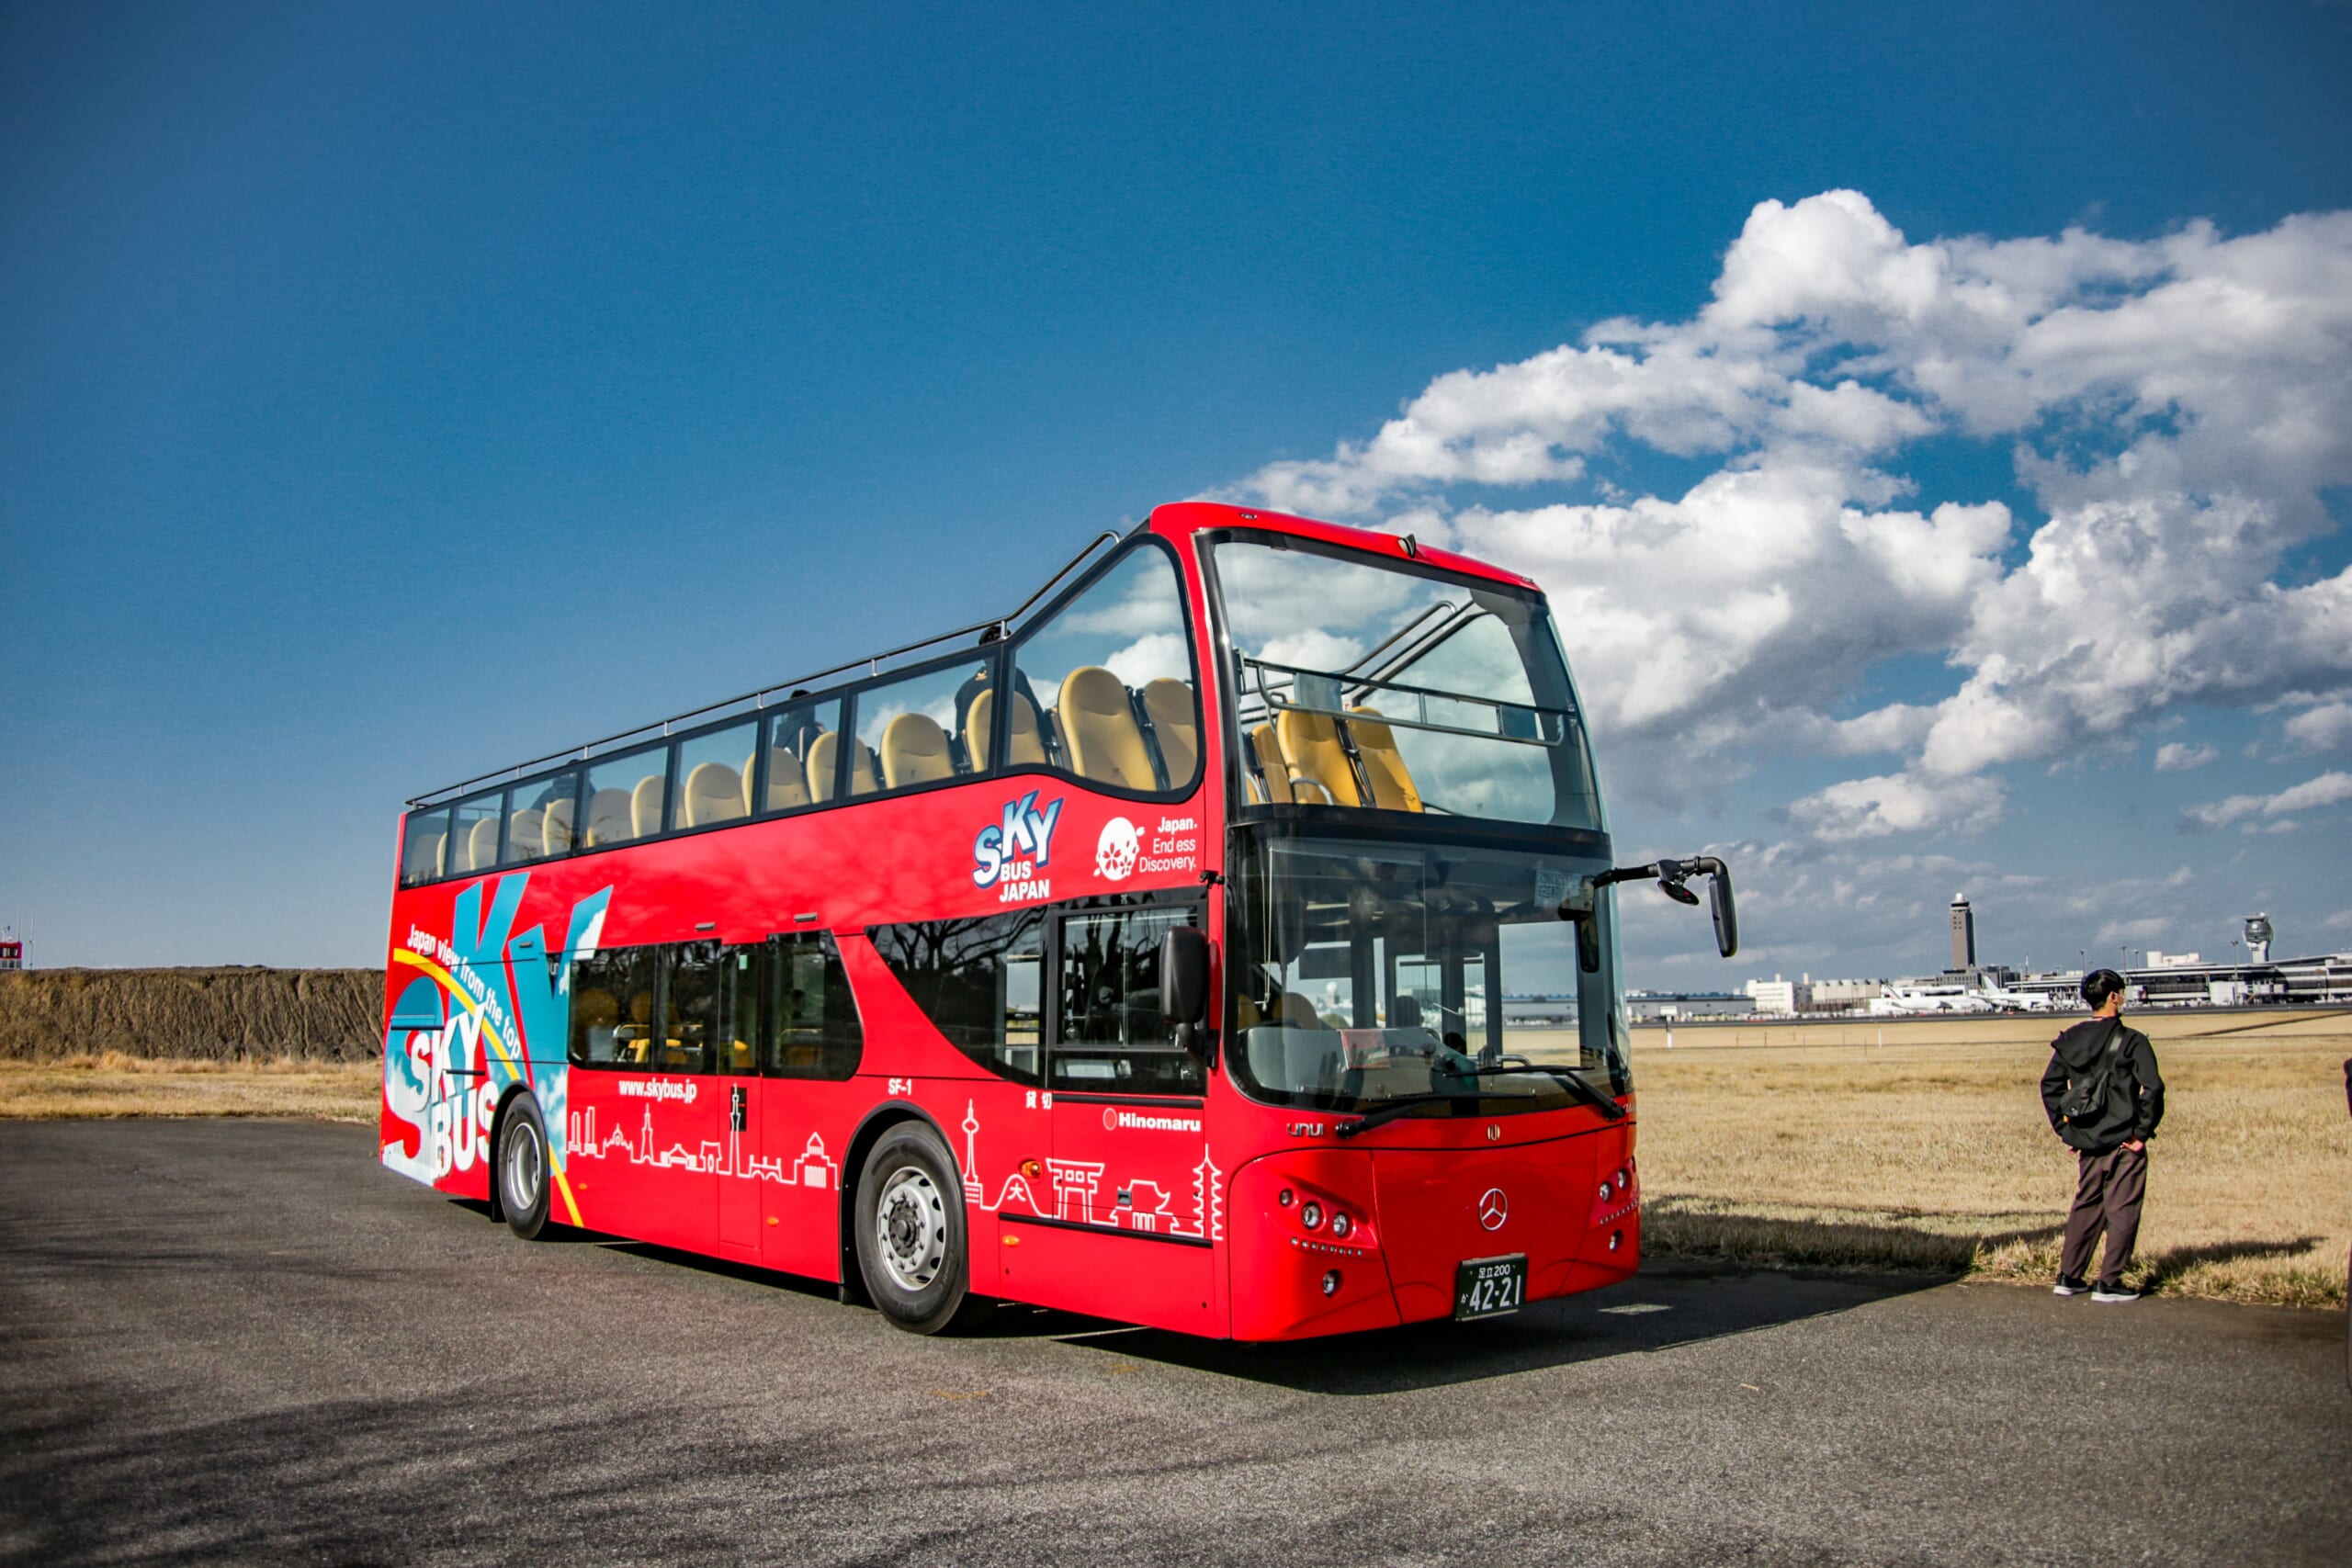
379 501 1735 1339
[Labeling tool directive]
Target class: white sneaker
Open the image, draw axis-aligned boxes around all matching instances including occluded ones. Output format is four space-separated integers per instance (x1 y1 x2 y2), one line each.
2091 1283 2141 1303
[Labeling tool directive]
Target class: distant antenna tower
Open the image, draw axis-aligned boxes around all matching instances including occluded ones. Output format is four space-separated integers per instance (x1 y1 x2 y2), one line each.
2243 914 2272 964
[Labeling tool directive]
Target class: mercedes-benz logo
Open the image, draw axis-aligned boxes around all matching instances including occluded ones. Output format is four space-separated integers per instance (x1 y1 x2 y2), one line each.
1477 1187 1509 1231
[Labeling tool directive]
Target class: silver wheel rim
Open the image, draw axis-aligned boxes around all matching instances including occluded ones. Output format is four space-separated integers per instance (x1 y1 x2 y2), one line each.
874 1164 947 1292
506 1119 543 1212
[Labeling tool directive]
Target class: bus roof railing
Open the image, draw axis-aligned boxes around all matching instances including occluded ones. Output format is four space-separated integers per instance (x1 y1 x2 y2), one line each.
406 528 1125 809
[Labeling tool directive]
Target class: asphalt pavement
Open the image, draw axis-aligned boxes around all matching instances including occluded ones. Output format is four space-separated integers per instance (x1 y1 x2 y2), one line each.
1 1120 2343 1566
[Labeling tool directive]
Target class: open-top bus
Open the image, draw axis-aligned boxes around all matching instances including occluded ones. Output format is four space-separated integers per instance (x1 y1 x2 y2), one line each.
379 501 1735 1339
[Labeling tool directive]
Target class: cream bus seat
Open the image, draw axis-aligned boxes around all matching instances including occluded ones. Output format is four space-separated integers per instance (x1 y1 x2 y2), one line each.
806 732 880 802
543 799 574 854
1345 707 1424 813
506 807 546 861
466 816 501 872
1276 709 1360 807
630 773 666 838
1141 678 1199 787
881 712 956 790
756 748 809 812
408 829 447 879
1246 725 1293 805
583 788 634 846
1279 991 1336 1030
965 688 1048 768
683 761 746 827
1058 666 1157 791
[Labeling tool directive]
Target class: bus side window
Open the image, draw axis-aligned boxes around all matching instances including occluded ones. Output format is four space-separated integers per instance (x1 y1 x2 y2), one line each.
767 933 863 1080
662 941 724 1076
868 914 1043 1085
1011 546 1200 795
1052 904 1204 1094
720 944 762 1076
570 946 659 1068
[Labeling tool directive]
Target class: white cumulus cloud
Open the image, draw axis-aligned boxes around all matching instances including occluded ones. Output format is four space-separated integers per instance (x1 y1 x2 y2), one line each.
2154 741 2217 771
1226 191 2352 838
2181 769 2352 829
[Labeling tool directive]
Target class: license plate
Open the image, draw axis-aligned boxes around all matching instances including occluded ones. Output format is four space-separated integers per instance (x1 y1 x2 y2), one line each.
1454 1254 1527 1320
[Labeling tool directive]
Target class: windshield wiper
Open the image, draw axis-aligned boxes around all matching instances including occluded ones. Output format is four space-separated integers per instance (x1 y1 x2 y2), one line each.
1439 1063 1629 1121
1333 1094 1453 1139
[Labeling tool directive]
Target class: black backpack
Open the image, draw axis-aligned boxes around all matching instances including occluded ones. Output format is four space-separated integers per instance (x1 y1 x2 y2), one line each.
2059 1022 2128 1126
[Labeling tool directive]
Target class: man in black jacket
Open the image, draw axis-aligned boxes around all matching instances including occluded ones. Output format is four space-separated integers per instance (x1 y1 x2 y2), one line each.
2041 968 2165 1303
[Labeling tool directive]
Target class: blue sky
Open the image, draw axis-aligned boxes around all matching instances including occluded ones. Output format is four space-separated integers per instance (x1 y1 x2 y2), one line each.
5 1 2350 983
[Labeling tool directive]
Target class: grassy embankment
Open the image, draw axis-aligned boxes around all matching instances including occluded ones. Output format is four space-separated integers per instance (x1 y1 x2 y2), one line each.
3 971 2344 1308
0 967 378 1122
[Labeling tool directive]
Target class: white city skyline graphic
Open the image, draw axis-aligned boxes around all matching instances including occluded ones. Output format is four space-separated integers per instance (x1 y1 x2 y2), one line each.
562 1094 1226 1243
569 1103 841 1190
959 1100 1224 1242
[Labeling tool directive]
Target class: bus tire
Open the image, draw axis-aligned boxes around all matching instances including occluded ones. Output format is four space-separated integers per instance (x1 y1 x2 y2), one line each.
854 1122 977 1335
497 1094 554 1241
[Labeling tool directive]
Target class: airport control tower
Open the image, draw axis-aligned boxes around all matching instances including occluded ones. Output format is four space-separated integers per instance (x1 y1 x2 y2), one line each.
1950 894 1977 974
2245 914 2272 964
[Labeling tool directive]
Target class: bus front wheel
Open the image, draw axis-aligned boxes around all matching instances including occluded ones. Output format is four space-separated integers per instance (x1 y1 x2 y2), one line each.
498 1094 554 1241
854 1122 978 1335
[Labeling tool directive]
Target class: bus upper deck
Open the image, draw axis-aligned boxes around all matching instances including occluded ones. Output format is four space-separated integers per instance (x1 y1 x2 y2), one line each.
395 502 1601 895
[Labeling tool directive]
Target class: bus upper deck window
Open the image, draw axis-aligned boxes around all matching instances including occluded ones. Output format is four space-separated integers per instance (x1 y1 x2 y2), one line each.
671 721 756 831
581 742 671 848
1012 546 1199 795
449 791 504 875
503 768 581 863
757 697 842 814
851 660 993 796
401 807 451 885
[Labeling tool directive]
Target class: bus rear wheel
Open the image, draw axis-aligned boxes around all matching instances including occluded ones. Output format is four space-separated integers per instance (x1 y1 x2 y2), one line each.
498 1094 554 1240
854 1122 978 1335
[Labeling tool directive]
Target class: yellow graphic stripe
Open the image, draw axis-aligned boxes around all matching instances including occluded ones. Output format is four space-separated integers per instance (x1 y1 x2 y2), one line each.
390 948 584 1226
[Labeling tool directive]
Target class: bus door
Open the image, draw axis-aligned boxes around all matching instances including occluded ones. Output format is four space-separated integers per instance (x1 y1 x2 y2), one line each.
752 931 865 1279
565 942 723 1254
1039 901 1220 1336
714 942 764 1258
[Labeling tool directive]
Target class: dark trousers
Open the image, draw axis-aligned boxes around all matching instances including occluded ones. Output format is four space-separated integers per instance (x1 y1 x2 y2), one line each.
2061 1145 2147 1285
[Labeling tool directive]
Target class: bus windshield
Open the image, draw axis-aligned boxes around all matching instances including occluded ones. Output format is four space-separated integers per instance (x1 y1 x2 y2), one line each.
1211 535 1600 829
1224 828 1631 1119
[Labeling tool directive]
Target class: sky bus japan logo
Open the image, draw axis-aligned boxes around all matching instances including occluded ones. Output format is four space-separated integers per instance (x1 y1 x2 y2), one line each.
973 790 1064 903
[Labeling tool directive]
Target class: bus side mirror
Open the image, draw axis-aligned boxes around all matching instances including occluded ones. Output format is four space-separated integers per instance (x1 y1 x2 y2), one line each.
1159 927 1212 1030
1709 864 1739 959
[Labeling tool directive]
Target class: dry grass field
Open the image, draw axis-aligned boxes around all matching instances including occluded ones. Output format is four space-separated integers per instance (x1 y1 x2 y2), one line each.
0 1054 379 1122
1616 1010 2352 1309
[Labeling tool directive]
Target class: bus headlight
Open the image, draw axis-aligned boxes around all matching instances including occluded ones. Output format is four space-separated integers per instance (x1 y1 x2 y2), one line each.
1301 1201 1324 1230
1329 1213 1351 1239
